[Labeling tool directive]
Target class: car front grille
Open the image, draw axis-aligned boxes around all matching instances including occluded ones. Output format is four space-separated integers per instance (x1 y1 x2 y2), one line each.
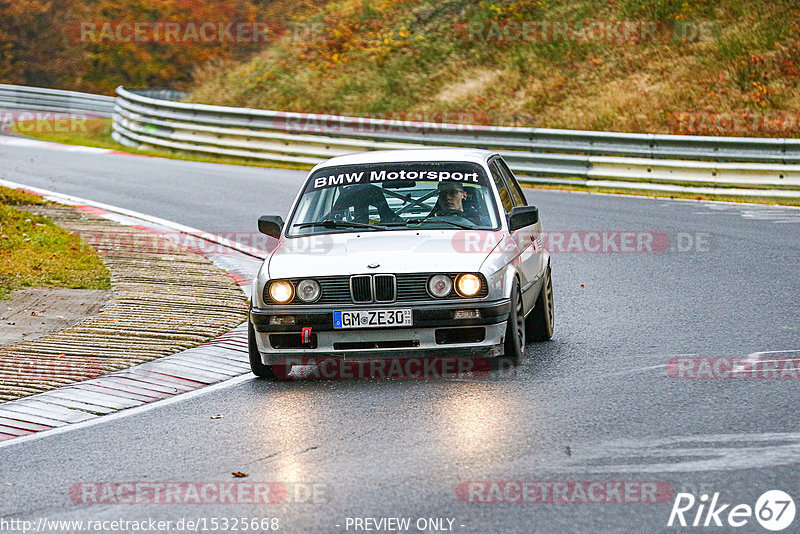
350 275 372 303
280 273 488 304
396 274 430 301
374 274 396 302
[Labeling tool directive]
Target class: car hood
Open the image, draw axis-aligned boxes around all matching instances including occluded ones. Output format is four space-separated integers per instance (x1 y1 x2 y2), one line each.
268 230 497 278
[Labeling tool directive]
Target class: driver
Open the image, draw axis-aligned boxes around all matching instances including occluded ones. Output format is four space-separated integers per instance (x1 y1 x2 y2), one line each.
438 181 468 212
430 181 483 224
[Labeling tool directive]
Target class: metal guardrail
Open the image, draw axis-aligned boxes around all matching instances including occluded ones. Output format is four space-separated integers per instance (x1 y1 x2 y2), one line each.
2 84 798 190
0 84 115 117
112 86 800 188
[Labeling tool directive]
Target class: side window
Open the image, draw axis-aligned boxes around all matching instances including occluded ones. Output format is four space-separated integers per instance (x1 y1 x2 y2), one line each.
489 160 514 213
497 159 526 206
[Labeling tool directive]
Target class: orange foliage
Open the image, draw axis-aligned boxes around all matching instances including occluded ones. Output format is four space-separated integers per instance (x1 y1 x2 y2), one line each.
0 0 325 93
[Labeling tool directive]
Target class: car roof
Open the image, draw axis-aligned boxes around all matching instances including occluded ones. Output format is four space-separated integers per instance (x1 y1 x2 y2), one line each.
310 148 497 171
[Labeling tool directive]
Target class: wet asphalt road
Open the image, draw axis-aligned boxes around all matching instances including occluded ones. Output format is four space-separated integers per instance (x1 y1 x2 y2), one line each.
1 141 799 533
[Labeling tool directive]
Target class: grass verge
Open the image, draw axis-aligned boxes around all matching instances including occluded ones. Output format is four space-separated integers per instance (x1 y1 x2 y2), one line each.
0 186 111 299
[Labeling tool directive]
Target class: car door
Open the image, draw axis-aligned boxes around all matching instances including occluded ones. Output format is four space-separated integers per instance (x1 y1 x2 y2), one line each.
488 158 526 296
492 157 543 312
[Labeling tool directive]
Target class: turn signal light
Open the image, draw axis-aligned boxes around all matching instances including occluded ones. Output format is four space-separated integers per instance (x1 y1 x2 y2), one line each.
269 316 296 325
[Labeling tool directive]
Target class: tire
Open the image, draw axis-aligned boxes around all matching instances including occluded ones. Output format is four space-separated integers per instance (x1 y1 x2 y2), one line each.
503 279 526 366
248 320 278 379
526 265 554 341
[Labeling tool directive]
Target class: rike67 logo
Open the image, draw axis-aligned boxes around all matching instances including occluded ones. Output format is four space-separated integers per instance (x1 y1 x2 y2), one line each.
668 490 796 531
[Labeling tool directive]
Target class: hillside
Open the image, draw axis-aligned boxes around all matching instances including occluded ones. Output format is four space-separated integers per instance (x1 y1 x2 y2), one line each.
188 0 800 136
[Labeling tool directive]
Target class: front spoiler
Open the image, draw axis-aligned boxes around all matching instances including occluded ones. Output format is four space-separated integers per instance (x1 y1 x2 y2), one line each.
250 299 511 332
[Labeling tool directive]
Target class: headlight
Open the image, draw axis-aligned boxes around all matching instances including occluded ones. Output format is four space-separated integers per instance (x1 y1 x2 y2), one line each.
268 280 294 304
427 274 453 298
296 279 321 302
455 273 481 297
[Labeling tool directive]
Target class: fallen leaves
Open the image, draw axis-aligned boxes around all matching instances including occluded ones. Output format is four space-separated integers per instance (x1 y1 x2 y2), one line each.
231 471 248 478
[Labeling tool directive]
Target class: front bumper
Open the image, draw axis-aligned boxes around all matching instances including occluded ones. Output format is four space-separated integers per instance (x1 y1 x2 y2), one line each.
250 299 510 363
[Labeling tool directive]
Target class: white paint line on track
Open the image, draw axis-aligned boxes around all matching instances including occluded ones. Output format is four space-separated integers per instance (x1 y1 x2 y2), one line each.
0 135 112 153
733 348 800 373
0 178 269 259
542 431 800 473
592 364 668 379
0 374 254 450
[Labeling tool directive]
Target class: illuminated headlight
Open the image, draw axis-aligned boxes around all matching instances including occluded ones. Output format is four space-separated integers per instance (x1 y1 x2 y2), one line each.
296 279 321 303
267 280 294 304
455 273 482 297
428 274 453 298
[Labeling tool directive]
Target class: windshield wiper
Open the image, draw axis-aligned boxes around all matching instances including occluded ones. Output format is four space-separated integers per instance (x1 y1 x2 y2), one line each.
407 217 474 229
293 219 388 231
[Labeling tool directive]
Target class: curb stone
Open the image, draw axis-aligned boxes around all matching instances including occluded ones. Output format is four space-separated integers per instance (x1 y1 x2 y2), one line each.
0 204 249 403
0 192 265 441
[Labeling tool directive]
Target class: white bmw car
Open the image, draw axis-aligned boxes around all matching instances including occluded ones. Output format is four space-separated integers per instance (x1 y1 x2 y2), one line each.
248 148 553 378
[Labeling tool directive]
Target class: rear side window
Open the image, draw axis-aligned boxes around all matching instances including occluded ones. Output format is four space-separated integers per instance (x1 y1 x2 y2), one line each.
489 160 514 213
497 159 526 207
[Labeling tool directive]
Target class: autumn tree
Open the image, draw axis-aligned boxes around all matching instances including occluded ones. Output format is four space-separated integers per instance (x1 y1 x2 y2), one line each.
0 0 306 93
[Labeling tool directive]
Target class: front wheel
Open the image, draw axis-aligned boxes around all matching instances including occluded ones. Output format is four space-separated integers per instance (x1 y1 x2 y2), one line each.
248 320 278 379
526 265 554 341
503 279 526 366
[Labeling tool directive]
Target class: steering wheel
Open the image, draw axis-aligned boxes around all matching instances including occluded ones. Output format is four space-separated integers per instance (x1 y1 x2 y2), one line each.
432 209 477 228
436 209 468 217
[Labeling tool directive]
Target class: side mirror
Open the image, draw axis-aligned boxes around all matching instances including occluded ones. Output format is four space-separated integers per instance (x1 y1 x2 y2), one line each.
508 206 539 231
258 215 284 239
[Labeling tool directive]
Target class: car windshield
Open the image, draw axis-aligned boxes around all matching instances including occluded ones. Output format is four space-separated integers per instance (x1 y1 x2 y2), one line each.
287 161 500 236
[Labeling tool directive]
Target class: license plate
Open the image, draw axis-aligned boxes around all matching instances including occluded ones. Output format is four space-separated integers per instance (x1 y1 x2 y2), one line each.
333 309 412 329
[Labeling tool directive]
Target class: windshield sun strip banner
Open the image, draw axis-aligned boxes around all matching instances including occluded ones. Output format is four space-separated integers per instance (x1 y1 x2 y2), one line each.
305 162 490 191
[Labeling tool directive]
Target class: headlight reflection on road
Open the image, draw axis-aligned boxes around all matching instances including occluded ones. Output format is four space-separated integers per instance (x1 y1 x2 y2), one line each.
433 386 514 457
251 389 319 482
